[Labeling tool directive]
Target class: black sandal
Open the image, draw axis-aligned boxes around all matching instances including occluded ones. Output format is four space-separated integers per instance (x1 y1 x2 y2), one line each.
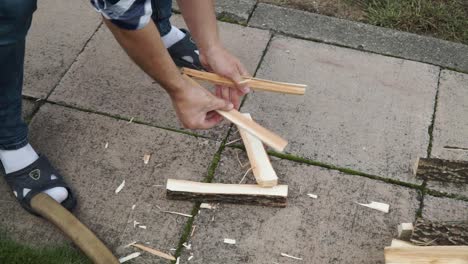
167 29 205 70
3 155 77 216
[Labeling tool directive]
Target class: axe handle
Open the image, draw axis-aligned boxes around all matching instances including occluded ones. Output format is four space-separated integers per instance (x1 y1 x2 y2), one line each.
30 193 119 264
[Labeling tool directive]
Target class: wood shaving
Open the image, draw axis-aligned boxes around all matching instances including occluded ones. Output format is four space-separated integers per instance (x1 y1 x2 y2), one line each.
190 225 197 237
131 243 175 261
119 252 141 263
115 180 125 194
200 203 214 209
138 225 147 229
281 253 303 260
143 154 151 164
239 167 253 184
104 142 109 149
131 204 136 210
188 255 194 261
133 221 140 228
223 238 236 245
307 193 318 199
176 257 180 264
356 201 390 213
123 241 136 248
162 210 193 217
128 117 134 123
225 138 241 146
182 242 191 250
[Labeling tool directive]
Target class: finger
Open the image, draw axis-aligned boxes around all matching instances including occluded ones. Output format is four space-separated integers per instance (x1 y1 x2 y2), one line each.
215 85 222 98
221 85 230 103
230 87 240 109
236 61 251 94
198 112 224 129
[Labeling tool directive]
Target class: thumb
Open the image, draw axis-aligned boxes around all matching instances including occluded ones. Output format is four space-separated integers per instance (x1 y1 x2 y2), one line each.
210 96 234 112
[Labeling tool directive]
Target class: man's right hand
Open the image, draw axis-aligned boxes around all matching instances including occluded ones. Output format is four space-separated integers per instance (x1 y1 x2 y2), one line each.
169 77 234 129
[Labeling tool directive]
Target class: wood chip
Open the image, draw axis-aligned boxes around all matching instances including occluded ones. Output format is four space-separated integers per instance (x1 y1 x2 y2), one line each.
128 117 134 123
115 180 125 194
133 221 140 228
356 201 390 213
281 252 303 260
182 242 191 250
200 203 214 209
225 138 242 146
104 142 109 149
138 225 147 229
190 225 197 237
131 204 136 210
123 241 136 248
224 238 236 245
307 193 318 199
131 243 176 261
143 154 151 164
162 210 193 218
119 252 141 263
239 167 253 184
188 255 194 261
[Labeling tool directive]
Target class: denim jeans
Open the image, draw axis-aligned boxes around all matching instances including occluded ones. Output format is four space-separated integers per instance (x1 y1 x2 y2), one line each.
0 0 173 150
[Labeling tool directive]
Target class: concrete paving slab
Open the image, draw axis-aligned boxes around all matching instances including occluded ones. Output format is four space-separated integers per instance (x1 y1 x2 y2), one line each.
49 15 270 139
22 99 37 120
23 0 101 98
178 148 419 263
427 70 468 197
423 196 468 221
248 3 468 73
0 103 219 253
241 35 439 183
172 0 256 24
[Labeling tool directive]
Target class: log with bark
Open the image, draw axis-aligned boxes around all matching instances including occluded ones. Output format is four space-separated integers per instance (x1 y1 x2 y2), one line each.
410 218 468 246
415 158 468 184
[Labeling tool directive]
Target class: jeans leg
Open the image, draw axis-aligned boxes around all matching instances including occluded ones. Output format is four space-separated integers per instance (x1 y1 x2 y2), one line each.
0 0 37 150
151 0 173 36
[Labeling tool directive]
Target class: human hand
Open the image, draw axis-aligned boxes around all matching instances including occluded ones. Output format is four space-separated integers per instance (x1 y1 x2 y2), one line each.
200 44 250 109
169 75 234 129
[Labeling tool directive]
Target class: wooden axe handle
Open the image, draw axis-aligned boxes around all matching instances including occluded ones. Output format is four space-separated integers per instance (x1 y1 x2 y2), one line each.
30 193 119 264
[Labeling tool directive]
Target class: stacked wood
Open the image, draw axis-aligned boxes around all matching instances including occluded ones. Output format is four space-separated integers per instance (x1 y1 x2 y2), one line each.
181 67 306 95
166 179 288 207
238 113 278 187
384 245 468 263
415 158 468 184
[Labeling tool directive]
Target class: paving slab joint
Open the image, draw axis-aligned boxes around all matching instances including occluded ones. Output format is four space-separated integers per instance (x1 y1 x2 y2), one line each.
45 22 104 101
426 69 442 158
172 122 234 260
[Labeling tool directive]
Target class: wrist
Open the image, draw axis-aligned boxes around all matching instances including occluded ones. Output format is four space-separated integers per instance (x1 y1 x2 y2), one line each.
199 40 223 57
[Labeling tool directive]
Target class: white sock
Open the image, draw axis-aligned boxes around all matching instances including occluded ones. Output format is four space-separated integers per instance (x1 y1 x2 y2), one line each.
161 26 186 48
0 144 68 203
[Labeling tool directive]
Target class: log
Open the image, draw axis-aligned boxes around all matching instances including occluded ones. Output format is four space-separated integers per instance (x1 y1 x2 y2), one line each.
238 113 278 187
410 218 468 246
384 246 468 264
166 179 288 207
182 74 288 152
181 67 306 95
415 158 468 184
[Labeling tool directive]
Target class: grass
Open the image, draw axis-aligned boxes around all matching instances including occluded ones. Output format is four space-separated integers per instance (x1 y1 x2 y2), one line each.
359 0 468 44
0 232 90 264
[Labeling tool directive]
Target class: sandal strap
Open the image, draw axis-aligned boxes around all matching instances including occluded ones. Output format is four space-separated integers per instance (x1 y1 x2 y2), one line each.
4 155 76 215
167 29 204 70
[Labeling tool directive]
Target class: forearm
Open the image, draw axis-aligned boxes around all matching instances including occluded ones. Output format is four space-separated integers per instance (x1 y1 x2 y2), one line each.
103 19 184 97
177 0 220 53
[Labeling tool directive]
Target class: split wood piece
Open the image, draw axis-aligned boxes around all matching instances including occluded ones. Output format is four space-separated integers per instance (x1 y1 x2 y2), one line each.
410 218 468 246
384 246 468 264
181 67 306 95
238 113 278 187
415 158 468 184
182 74 288 152
397 223 414 241
30 193 120 264
166 179 288 207
131 243 176 261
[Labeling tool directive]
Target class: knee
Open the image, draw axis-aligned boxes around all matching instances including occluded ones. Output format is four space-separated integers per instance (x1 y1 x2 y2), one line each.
2 0 37 22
